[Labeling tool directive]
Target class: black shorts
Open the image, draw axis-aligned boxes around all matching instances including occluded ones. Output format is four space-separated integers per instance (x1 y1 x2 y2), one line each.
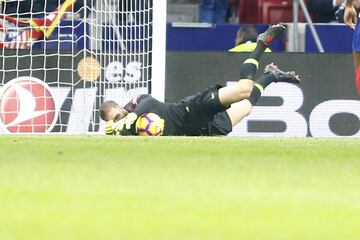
181 84 232 136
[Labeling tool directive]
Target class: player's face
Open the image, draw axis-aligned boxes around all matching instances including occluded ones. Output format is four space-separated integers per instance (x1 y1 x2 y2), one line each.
106 107 128 122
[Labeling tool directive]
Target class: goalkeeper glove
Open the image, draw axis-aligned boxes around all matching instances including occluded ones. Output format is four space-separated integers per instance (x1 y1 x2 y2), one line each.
124 112 138 130
104 119 125 135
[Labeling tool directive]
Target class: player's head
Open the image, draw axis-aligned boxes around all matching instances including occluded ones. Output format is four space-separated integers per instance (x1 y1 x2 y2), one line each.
100 100 128 122
235 25 258 46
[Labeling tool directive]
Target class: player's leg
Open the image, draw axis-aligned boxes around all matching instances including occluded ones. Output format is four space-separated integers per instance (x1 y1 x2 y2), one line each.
353 51 360 95
218 24 286 107
226 63 300 126
225 99 253 126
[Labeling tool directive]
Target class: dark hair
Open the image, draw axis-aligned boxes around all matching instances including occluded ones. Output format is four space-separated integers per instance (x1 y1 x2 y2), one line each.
99 100 119 120
238 25 258 44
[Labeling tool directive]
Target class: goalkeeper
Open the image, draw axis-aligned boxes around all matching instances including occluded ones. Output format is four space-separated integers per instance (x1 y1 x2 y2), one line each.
101 24 300 136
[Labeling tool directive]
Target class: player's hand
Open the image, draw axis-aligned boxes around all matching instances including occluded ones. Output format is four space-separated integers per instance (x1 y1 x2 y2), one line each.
124 112 138 129
105 120 116 135
344 5 357 30
104 119 125 135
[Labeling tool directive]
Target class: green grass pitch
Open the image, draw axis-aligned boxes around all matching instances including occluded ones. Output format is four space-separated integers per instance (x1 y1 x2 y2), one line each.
1 136 360 240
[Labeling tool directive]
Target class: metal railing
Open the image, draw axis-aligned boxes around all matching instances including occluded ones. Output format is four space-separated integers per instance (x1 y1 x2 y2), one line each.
293 0 324 52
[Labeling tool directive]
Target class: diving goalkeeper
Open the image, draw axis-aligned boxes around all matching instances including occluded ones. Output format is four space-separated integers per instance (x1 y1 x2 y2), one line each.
101 24 301 136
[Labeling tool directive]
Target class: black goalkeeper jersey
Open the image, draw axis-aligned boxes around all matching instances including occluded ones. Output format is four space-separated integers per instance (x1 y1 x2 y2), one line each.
122 94 188 136
121 84 233 136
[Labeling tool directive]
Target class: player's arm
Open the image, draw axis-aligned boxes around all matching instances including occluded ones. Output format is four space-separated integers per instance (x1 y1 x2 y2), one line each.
345 0 357 29
123 94 151 112
123 96 157 129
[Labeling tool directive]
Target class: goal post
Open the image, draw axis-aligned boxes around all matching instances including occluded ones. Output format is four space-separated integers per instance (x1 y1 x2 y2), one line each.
0 0 167 134
152 1 167 102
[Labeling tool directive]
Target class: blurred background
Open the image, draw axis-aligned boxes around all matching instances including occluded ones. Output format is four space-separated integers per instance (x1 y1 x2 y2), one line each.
0 0 353 52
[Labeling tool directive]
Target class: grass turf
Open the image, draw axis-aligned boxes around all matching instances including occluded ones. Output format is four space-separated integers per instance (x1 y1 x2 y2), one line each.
0 136 360 239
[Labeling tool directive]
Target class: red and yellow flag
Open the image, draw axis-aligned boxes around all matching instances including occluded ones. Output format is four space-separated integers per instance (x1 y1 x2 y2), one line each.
0 0 76 48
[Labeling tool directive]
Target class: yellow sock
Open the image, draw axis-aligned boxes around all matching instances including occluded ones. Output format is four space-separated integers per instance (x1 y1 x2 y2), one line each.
243 58 259 69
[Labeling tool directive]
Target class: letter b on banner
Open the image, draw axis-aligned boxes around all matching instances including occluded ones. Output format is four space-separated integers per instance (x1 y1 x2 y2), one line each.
230 83 307 137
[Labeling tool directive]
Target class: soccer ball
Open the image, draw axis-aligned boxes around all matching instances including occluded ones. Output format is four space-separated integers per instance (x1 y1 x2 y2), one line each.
135 113 164 136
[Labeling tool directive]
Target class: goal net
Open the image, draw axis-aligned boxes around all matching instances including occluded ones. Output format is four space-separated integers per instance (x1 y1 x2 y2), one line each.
0 0 166 134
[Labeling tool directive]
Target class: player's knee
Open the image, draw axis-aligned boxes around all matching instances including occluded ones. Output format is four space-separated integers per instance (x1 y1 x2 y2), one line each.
243 105 252 117
236 81 253 99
